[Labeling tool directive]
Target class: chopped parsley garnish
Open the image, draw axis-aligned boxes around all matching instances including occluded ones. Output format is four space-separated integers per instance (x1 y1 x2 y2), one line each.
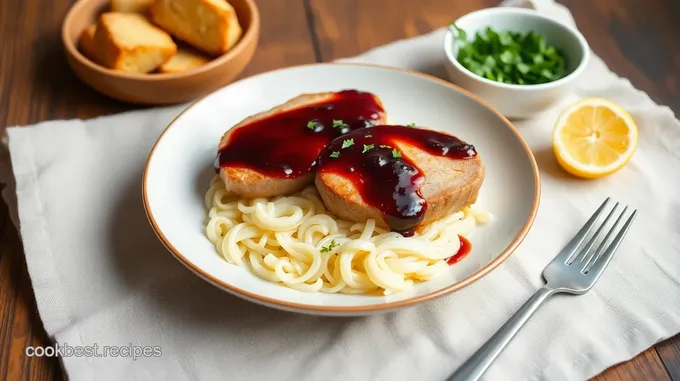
320 240 339 253
329 151 340 158
307 120 321 130
450 23 566 85
392 149 402 158
332 119 347 129
406 123 416 127
342 139 354 149
362 144 375 153
379 144 392 149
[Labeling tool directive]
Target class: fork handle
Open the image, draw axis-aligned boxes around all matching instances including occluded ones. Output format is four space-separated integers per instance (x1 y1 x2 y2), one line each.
447 285 556 381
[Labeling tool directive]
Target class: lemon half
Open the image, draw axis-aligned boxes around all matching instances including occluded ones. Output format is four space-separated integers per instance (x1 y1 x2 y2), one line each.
552 98 638 179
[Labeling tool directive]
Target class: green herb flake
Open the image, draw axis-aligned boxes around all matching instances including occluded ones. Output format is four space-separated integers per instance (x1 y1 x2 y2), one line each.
450 22 468 41
332 119 347 129
516 62 530 74
341 139 354 149
392 149 402 158
449 23 567 85
329 151 340 158
379 144 392 149
362 144 375 153
307 120 321 130
499 50 514 64
320 240 339 253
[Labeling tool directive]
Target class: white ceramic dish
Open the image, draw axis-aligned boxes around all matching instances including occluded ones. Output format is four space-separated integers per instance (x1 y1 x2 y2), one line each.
443 7 590 119
143 63 540 316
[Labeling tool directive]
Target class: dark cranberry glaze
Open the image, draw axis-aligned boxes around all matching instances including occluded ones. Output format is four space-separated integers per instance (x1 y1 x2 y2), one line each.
316 125 476 234
447 236 472 265
215 90 385 177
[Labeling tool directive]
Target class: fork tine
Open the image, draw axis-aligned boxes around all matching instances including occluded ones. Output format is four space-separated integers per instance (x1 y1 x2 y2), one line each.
584 209 637 276
552 198 611 264
573 202 620 264
582 205 627 270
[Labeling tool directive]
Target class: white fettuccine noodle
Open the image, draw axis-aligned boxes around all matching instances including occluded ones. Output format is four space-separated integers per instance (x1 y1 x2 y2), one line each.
204 176 491 295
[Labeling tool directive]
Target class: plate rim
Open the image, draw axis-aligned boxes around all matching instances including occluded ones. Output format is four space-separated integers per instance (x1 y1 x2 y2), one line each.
142 62 541 314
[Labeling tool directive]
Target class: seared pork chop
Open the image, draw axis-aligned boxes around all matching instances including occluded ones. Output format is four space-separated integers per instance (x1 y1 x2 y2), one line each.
216 90 386 197
315 125 484 233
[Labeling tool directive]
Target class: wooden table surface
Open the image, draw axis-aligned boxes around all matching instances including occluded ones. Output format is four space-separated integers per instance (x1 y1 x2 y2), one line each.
1 0 679 380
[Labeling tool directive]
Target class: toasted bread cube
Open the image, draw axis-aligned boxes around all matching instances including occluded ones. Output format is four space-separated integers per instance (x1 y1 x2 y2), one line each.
93 13 177 73
110 0 155 14
159 45 211 73
150 0 243 56
78 24 100 63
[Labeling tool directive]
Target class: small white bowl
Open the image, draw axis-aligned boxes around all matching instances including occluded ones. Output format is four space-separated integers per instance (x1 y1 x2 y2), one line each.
443 7 590 119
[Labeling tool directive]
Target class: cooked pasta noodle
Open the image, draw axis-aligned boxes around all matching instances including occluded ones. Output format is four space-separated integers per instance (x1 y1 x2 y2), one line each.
204 176 492 295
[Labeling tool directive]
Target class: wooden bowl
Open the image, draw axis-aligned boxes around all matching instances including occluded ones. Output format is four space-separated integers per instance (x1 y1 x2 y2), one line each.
61 0 260 105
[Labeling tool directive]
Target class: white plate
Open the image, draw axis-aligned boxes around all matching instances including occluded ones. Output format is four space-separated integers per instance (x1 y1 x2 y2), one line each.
143 63 540 316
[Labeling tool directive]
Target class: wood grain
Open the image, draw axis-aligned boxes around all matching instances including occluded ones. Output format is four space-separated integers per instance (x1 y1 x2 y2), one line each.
306 0 680 380
0 0 133 124
0 219 63 381
559 0 680 112
658 336 680 380
238 0 318 77
593 348 671 381
308 0 494 61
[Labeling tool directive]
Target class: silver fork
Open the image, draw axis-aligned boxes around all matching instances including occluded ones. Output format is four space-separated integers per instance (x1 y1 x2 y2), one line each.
447 198 637 381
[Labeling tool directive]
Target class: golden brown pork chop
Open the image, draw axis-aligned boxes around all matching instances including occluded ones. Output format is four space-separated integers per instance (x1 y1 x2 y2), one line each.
315 128 484 229
218 92 387 197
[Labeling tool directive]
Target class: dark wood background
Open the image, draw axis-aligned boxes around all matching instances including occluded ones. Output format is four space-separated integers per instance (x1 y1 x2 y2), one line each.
1 0 679 380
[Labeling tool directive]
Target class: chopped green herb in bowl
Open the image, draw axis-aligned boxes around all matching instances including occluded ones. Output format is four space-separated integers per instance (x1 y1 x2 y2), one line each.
450 23 567 85
442 8 589 118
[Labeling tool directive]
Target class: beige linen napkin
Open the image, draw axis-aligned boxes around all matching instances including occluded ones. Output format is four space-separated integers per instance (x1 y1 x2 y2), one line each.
2 1 680 380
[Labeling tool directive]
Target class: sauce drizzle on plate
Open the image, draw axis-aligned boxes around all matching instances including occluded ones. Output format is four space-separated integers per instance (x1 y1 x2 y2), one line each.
447 235 472 265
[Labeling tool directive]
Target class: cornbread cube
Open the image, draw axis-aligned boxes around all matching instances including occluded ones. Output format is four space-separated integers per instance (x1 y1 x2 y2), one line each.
78 24 99 63
159 46 211 73
93 13 177 73
110 0 155 14
150 0 243 56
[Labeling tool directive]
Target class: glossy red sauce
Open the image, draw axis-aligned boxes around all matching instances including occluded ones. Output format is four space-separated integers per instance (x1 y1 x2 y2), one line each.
215 90 385 177
316 125 477 234
447 236 472 265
